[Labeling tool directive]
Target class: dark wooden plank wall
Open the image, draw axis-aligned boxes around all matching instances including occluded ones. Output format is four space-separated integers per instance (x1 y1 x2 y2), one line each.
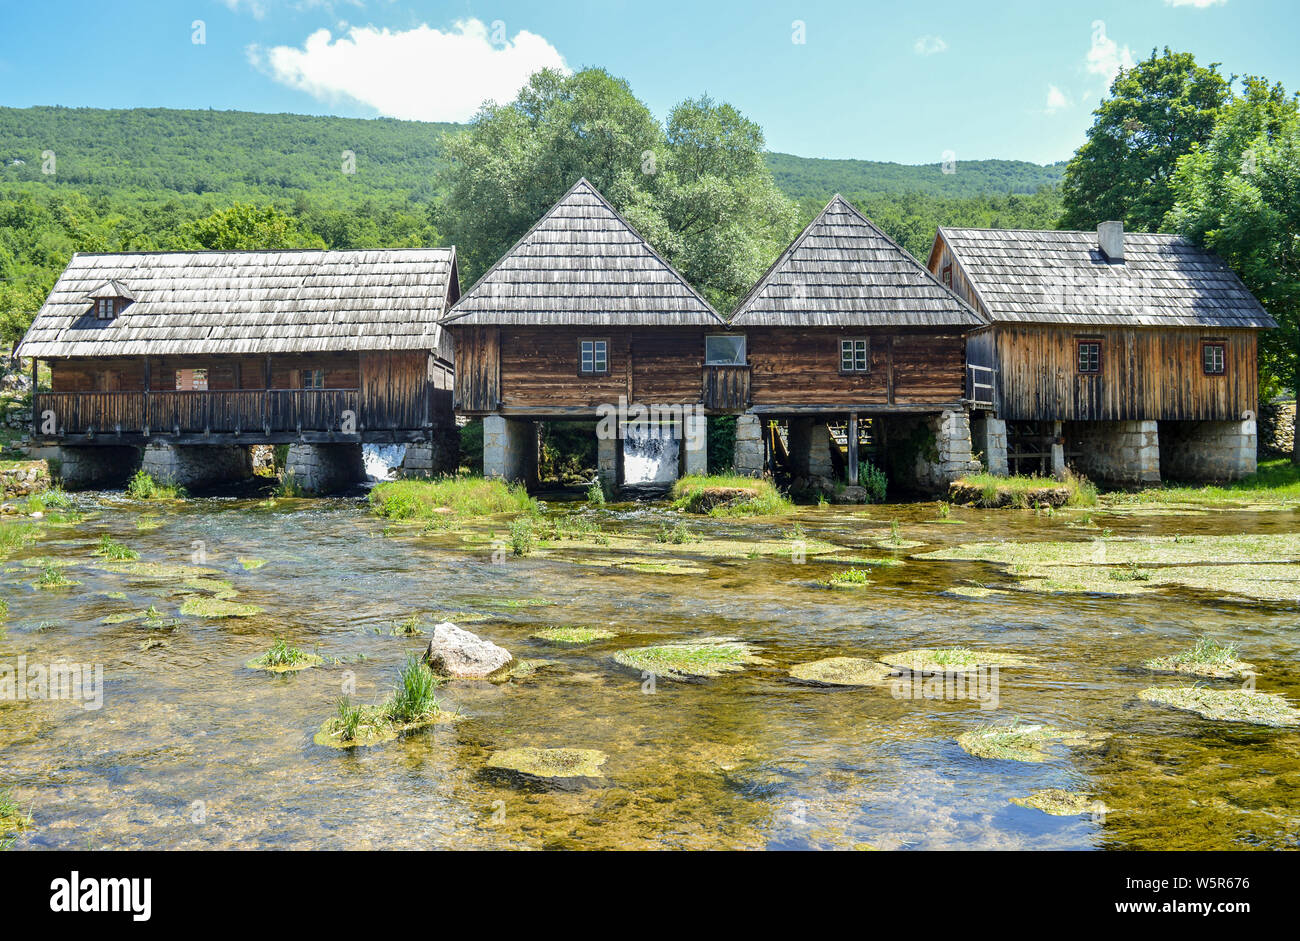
746 328 964 407
51 353 362 392
995 325 1257 421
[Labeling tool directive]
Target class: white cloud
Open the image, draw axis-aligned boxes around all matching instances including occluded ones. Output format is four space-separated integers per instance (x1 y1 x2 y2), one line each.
1045 85 1071 114
913 35 948 56
1165 0 1226 7
1085 20 1135 85
222 0 269 18
252 19 568 122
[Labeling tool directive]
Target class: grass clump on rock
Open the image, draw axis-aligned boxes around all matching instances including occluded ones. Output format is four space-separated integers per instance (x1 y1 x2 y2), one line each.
246 638 322 673
485 747 607 783
822 567 872 589
369 476 535 521
880 648 1033 674
315 655 451 748
93 534 138 561
34 561 78 590
0 788 33 849
126 469 185 501
1011 789 1106 816
949 471 1097 509
613 639 767 680
788 657 894 687
531 626 616 646
958 723 1089 763
180 597 261 619
1138 686 1300 728
1144 638 1255 681
670 474 793 517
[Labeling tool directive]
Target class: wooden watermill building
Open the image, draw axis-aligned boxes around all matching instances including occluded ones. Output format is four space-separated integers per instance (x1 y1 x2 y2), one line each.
726 195 987 490
927 224 1276 483
442 178 725 487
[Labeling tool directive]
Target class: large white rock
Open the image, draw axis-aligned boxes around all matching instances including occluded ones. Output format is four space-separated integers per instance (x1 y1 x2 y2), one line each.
423 622 512 678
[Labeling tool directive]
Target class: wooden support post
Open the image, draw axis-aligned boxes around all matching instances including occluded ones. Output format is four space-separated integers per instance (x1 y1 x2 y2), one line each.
847 412 859 484
30 358 38 434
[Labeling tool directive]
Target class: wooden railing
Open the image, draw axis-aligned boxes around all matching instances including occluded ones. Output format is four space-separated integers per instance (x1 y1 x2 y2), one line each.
702 365 751 411
34 389 362 438
966 364 997 410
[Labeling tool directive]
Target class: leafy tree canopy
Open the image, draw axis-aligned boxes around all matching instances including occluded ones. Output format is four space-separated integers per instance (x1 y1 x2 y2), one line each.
1062 48 1231 231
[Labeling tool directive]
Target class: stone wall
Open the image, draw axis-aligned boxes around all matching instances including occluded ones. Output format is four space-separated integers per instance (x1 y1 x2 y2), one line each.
682 413 707 478
55 446 142 490
1065 421 1160 486
399 428 460 478
1159 419 1257 482
141 443 253 490
483 415 537 486
1 460 51 498
788 419 835 480
970 416 1008 477
1258 400 1296 458
732 414 765 477
284 443 365 494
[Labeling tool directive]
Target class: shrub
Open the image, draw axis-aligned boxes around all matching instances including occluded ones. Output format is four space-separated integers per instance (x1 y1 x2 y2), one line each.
857 459 888 503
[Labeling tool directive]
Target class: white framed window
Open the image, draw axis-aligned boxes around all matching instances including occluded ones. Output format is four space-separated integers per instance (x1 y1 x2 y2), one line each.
299 368 325 389
95 298 115 320
1202 342 1226 376
705 334 746 365
840 338 869 373
580 339 608 376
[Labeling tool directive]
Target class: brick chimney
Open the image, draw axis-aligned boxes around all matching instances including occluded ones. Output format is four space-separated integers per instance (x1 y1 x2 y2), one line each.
1098 221 1125 263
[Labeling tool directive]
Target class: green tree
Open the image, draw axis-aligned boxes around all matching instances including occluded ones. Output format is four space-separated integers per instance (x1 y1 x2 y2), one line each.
1062 49 1231 232
177 203 325 251
438 69 796 311
1166 78 1300 461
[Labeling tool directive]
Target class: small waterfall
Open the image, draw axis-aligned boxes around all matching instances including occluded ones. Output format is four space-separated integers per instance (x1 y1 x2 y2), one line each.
622 425 680 486
362 442 407 481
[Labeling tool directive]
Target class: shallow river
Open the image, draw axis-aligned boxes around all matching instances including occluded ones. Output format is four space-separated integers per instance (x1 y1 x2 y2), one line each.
2 489 1298 850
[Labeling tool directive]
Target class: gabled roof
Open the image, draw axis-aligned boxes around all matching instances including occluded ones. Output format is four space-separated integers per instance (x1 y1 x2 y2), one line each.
17 248 459 359
83 279 135 302
443 178 723 327
934 227 1276 329
728 195 984 328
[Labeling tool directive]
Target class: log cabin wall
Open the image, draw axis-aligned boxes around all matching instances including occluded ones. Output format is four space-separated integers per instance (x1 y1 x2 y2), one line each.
452 325 707 415
50 353 363 392
360 350 447 429
995 324 1257 422
745 328 965 408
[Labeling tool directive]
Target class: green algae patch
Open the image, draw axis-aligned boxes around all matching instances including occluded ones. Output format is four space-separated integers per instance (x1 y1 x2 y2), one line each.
670 475 793 517
1144 638 1255 681
531 626 617 646
501 658 562 680
943 585 1010 599
958 723 1100 763
238 558 267 571
246 639 322 673
485 747 607 781
1011 789 1106 817
180 597 262 619
430 610 496 625
1138 686 1300 728
880 648 1033 674
96 561 224 580
180 578 238 599
788 657 894 687
313 709 459 748
613 640 768 680
101 610 147 625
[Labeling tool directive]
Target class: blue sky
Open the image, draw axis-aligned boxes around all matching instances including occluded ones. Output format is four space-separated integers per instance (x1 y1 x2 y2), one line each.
1 0 1296 164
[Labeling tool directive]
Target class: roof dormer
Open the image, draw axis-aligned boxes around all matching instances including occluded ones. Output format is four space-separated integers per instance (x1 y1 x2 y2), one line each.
84 280 135 321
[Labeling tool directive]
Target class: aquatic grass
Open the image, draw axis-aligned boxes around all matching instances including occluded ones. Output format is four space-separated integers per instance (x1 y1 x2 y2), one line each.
1143 637 1254 680
531 626 617 646
390 614 425 637
788 657 894 686
1107 457 1300 507
126 469 185 501
1138 686 1300 727
0 522 37 555
316 658 449 748
586 479 606 505
179 597 261 618
950 470 1098 508
34 561 77 589
246 638 323 673
93 533 138 561
384 654 443 724
0 788 32 847
880 647 1033 673
613 640 767 680
957 723 1065 762
654 522 698 545
369 476 536 520
670 475 793 517
509 517 536 556
272 471 304 498
822 567 872 588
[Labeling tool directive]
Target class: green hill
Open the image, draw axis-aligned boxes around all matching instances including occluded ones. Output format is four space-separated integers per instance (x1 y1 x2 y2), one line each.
0 105 1060 203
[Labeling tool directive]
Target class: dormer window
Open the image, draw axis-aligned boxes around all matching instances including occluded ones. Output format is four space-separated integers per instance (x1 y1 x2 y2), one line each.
84 280 134 321
95 298 116 320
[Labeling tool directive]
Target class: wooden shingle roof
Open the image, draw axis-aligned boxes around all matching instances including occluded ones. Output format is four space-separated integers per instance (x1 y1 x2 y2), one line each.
935 227 1276 329
443 178 724 327
17 248 459 359
728 195 984 328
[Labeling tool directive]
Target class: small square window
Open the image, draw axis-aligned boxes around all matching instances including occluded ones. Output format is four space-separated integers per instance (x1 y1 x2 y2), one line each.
300 368 325 389
580 340 608 375
705 335 746 365
1203 343 1226 376
95 298 115 320
1077 341 1101 374
840 338 869 373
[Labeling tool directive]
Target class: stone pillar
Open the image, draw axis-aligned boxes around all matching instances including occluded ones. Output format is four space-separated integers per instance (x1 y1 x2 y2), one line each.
932 410 980 486
733 413 765 478
1065 421 1160 486
971 416 1008 477
55 446 141 490
682 412 707 477
597 432 618 491
1050 422 1066 481
1159 419 1257 481
140 443 253 490
284 443 365 494
482 415 536 486
399 428 459 479
788 419 834 481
